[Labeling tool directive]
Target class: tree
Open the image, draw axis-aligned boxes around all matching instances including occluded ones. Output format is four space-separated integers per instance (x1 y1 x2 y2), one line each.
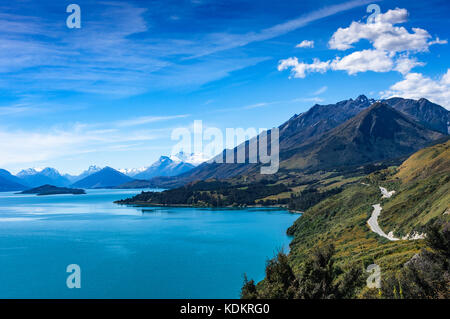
258 251 298 299
241 243 368 299
336 263 365 298
381 221 450 299
240 274 258 299
297 244 338 299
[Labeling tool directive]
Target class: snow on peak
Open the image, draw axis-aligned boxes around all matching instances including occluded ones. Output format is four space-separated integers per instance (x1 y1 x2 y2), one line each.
85 165 102 173
170 151 210 166
118 167 148 177
17 167 58 176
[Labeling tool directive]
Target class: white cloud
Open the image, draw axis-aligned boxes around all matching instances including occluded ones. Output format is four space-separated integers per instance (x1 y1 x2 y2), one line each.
278 57 330 78
296 40 314 48
333 49 393 74
429 37 448 45
328 8 439 53
279 50 394 77
394 56 425 75
280 8 444 79
381 69 450 109
375 7 408 24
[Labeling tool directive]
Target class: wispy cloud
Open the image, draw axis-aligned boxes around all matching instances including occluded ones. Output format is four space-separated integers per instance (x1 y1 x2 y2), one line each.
0 104 34 116
243 102 271 109
0 124 166 168
116 114 190 127
313 86 328 95
291 97 324 103
0 109 191 168
0 0 373 102
185 0 373 59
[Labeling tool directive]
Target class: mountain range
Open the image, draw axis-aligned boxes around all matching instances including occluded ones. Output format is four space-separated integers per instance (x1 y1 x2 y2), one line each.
71 167 134 189
66 165 102 183
16 168 71 188
142 95 448 188
280 102 444 171
69 154 198 189
0 153 199 191
0 169 27 191
133 156 195 180
0 95 448 192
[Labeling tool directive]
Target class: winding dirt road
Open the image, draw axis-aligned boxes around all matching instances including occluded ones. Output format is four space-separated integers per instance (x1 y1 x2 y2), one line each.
367 187 399 241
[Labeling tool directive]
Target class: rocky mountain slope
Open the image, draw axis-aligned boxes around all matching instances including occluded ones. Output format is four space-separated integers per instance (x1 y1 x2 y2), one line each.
144 97 448 188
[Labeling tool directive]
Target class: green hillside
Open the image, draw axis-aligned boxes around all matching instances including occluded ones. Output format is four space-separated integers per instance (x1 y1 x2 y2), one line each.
244 140 450 299
375 139 450 236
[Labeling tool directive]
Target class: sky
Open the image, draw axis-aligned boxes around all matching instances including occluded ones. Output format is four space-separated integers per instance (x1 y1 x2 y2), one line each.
0 0 449 175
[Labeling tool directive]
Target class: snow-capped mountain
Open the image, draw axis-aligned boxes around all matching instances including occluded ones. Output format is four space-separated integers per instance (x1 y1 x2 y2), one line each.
68 165 103 183
17 168 44 176
118 167 148 177
170 151 210 166
118 152 206 179
133 156 195 180
16 167 71 187
71 167 133 189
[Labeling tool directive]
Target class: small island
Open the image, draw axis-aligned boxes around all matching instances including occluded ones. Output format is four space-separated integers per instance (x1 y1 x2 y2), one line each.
19 184 86 196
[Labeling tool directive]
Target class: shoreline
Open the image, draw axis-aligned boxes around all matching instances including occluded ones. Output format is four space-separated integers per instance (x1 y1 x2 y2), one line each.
115 201 303 214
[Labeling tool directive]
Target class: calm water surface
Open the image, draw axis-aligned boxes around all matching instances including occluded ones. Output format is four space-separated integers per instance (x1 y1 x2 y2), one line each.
0 189 298 298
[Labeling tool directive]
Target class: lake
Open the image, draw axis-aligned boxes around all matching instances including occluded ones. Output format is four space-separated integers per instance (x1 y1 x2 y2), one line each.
0 189 298 298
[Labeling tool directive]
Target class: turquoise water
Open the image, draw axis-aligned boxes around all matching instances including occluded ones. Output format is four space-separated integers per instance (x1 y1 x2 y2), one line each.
0 189 298 298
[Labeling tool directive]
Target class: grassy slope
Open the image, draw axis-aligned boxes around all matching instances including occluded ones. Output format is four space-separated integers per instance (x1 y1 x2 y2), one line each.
379 140 450 236
280 140 450 285
287 184 423 273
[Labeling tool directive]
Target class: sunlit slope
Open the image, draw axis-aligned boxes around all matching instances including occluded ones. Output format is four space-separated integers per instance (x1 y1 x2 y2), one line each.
395 139 450 183
287 139 450 274
379 139 450 236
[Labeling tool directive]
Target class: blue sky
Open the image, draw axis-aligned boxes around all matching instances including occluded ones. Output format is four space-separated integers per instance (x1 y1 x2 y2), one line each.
0 0 449 174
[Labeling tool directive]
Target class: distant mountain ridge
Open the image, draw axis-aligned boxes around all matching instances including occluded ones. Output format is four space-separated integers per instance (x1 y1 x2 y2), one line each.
169 151 209 165
72 167 133 189
67 165 103 183
133 156 195 180
0 169 27 191
118 167 147 177
0 152 198 191
118 152 201 178
16 167 70 187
